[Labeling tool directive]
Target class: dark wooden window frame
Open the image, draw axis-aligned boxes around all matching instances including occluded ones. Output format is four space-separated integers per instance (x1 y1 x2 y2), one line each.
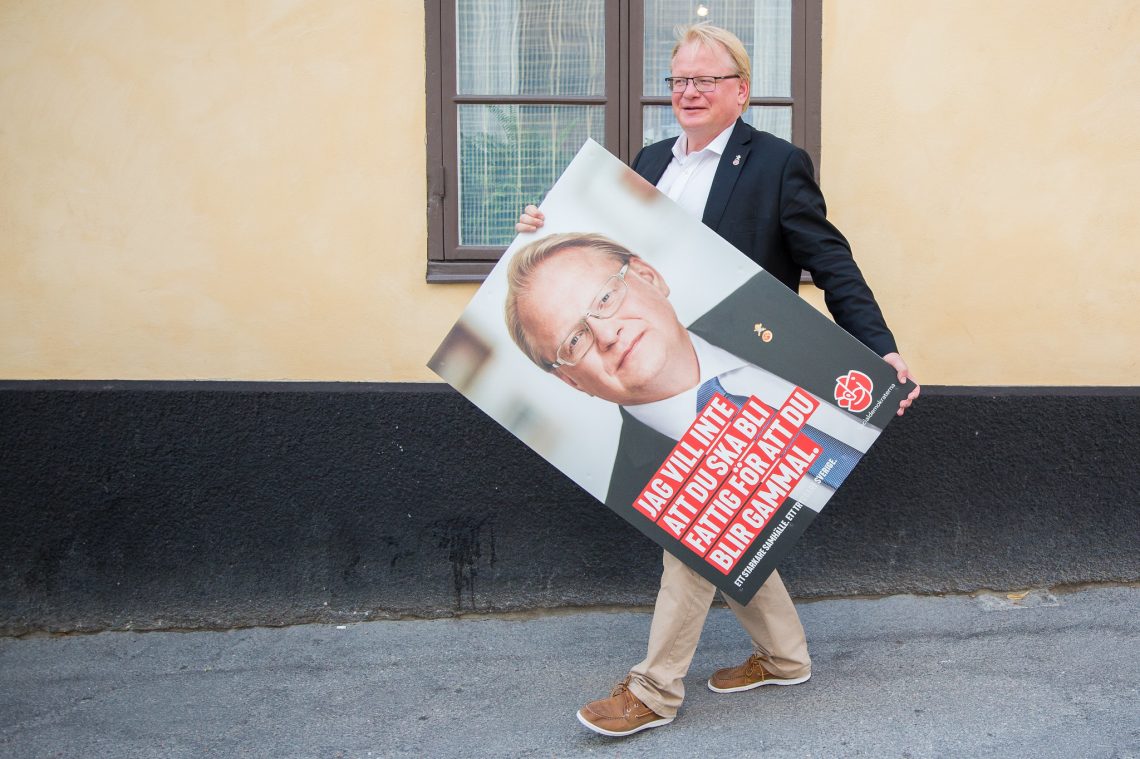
426 0 822 283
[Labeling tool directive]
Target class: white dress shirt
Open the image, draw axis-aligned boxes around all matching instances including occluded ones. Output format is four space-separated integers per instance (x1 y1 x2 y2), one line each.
654 123 736 219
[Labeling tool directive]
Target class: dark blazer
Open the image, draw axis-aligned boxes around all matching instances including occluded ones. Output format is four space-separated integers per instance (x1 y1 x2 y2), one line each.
631 119 898 358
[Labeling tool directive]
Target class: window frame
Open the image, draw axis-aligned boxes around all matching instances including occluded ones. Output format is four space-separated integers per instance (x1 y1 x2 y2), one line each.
426 0 822 283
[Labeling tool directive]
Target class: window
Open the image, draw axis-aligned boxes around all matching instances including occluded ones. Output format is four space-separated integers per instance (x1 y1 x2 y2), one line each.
426 0 821 282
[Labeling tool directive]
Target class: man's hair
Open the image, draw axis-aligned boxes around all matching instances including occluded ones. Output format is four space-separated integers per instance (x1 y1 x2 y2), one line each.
504 232 636 370
673 23 752 114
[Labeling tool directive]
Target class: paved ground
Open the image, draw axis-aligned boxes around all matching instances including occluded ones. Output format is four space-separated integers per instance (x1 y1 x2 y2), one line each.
1 585 1137 758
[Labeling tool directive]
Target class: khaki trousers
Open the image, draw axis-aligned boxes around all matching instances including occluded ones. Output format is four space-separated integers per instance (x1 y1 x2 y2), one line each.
626 550 811 718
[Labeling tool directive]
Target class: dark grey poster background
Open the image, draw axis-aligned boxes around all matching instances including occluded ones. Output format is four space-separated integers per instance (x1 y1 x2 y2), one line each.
430 141 914 603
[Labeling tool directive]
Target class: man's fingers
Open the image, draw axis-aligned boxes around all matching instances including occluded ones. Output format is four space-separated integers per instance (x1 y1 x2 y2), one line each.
895 383 921 416
516 205 545 234
882 352 920 414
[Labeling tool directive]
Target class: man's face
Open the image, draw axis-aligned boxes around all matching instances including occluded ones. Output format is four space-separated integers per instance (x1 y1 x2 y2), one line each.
516 248 696 406
671 40 749 145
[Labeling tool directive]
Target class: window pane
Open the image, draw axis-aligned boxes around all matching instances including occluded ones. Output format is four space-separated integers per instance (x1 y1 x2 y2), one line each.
457 0 606 96
643 0 791 98
458 105 605 246
642 105 791 147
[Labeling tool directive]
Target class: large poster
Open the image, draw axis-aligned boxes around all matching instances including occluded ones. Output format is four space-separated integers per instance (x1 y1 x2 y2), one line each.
429 141 915 604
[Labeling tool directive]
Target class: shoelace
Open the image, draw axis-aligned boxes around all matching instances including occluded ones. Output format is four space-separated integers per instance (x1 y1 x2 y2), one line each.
610 675 633 697
744 654 769 679
610 675 651 717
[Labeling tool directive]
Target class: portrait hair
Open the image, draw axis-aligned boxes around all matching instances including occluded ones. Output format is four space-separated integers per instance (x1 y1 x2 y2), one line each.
504 232 636 370
672 23 752 114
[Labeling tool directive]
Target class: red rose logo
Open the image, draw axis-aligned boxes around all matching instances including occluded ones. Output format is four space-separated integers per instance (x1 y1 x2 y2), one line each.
834 370 873 412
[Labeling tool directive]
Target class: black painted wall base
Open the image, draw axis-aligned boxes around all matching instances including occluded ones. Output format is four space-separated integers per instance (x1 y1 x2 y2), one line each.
1 382 1137 634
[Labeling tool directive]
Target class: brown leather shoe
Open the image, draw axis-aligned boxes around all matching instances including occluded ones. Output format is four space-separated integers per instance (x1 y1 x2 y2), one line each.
707 653 811 693
576 676 674 737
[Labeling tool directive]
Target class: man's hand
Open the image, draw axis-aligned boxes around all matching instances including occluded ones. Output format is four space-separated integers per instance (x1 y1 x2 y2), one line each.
515 204 545 233
882 352 920 416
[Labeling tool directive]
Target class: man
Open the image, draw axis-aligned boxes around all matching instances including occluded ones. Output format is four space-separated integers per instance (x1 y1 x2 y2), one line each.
516 24 919 737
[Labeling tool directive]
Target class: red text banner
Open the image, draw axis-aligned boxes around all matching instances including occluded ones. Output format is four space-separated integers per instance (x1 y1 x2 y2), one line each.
631 386 828 577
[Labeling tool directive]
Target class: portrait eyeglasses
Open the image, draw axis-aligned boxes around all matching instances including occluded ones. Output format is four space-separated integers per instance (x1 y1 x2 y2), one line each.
549 263 630 370
664 75 740 93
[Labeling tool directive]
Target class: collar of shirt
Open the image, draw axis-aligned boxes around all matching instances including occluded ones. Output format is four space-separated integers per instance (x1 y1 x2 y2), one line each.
623 332 747 441
671 121 735 163
621 331 879 449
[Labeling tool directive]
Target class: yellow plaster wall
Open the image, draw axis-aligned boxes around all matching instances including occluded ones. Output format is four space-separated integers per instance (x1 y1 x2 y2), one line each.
2 1 1137 384
0 0 474 380
807 0 1139 385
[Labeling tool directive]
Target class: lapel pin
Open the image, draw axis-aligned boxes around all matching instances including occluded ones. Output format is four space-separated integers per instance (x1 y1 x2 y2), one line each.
732 154 741 166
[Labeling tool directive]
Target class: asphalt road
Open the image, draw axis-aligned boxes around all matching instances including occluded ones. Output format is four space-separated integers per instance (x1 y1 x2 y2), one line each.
1 586 1137 758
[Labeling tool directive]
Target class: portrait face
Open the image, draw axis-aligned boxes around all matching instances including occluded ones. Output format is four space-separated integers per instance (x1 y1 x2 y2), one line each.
515 248 697 406
671 40 749 146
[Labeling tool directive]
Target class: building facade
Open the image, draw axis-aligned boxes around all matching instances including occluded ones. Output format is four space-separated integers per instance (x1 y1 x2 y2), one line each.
1 1 1137 632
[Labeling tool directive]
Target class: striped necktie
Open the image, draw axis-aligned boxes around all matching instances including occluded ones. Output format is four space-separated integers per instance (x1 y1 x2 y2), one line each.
696 376 860 489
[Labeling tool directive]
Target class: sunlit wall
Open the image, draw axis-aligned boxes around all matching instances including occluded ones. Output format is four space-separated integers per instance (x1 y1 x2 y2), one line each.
1 1 1135 384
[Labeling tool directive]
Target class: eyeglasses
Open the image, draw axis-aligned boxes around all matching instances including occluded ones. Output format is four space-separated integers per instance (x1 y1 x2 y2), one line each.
664 75 740 93
549 263 630 370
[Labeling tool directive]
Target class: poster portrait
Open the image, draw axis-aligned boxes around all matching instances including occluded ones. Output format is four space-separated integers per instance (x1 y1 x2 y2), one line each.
429 140 915 604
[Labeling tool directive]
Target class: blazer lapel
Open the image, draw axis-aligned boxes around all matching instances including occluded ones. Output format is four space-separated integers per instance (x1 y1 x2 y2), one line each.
635 139 676 185
701 119 753 231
